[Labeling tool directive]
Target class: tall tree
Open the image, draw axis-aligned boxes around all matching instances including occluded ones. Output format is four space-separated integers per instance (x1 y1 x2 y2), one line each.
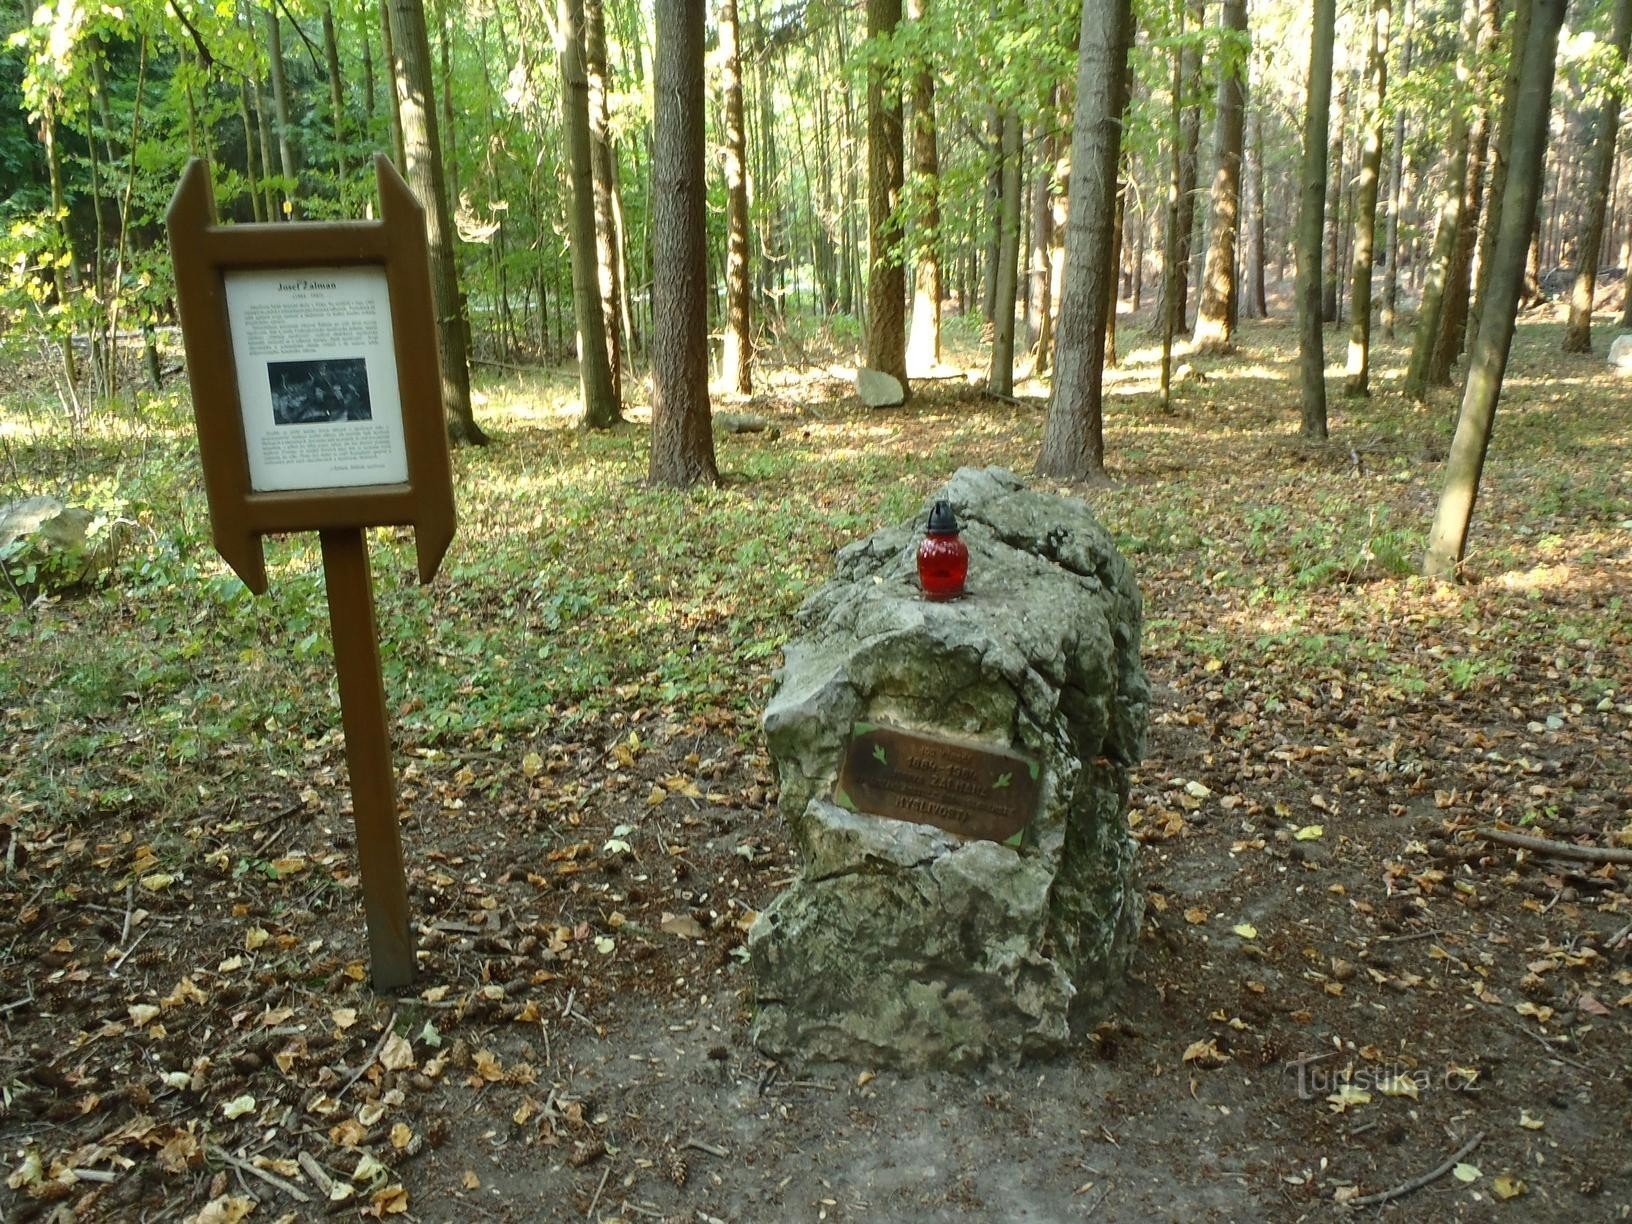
1382 0 1415 338
648 0 718 487
585 0 626 403
1432 0 1498 380
1346 0 1392 395
988 110 1022 396
388 0 488 444
719 0 753 393
1037 0 1133 481
866 0 908 388
1561 0 1631 352
905 0 942 373
556 0 621 428
1470 0 1533 345
1192 0 1249 354
1027 85 1058 373
1297 0 1339 440
1426 0 1566 577
265 6 300 217
1171 1 1204 329
1405 0 1481 401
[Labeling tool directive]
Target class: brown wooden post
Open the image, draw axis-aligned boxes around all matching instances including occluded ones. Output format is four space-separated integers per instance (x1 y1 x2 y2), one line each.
321 527 414 988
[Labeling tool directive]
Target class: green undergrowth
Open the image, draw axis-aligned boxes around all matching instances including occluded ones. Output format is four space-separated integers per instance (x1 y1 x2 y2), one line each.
3 315 1629 827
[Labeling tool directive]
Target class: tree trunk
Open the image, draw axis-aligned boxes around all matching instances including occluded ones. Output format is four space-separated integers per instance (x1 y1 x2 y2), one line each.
556 0 620 427
1345 0 1392 395
1405 0 1480 400
648 0 718 488
1174 1 1204 328
1160 10 1185 409
1297 0 1338 440
387 0 486 444
1322 72 1348 323
380 0 407 168
1037 0 1132 481
1425 0 1565 578
1105 150 1127 368
1028 93 1057 370
323 4 348 185
1470 0 1533 346
1193 0 1249 353
717 0 752 393
585 0 626 402
905 0 942 373
866 0 908 387
1382 0 1414 339
1241 97 1268 318
1562 0 1631 351
266 7 300 216
1434 0 1498 378
988 111 1022 396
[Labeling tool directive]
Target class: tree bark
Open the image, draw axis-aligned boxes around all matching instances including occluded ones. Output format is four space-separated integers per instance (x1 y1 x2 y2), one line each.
1173 1 1204 328
1405 0 1481 400
556 0 620 428
1471 0 1533 346
988 111 1022 396
1193 0 1249 353
1322 71 1349 323
1241 94 1268 319
266 6 300 217
1382 0 1414 339
1562 0 1631 351
1297 0 1338 440
323 4 348 184
715 0 751 392
905 0 942 373
585 0 626 402
380 0 406 168
648 0 718 487
1037 0 1132 481
866 0 908 387
1426 0 1565 578
1346 0 1392 395
388 0 487 443
1433 0 1498 378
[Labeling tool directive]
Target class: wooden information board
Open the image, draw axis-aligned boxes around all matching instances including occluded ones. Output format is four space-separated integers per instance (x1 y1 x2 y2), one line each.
167 157 455 990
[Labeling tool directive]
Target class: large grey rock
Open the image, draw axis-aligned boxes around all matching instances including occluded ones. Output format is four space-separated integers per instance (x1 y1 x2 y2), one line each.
855 367 906 408
749 466 1148 1070
1607 334 1632 371
0 495 126 592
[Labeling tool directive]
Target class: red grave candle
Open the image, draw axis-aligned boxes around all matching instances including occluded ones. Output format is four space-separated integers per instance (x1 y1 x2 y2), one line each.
917 499 968 599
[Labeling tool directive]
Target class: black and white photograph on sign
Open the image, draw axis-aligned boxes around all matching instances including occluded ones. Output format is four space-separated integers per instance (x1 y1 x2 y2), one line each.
269 357 373 425
223 265 409 493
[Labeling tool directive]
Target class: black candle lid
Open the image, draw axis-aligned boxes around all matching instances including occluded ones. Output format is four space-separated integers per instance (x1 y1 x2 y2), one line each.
926 500 959 534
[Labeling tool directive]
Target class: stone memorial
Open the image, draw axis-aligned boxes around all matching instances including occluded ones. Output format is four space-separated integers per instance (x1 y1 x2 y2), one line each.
748 467 1149 1069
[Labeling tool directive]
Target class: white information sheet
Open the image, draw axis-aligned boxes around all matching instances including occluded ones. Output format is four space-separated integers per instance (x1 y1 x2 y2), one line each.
223 266 410 492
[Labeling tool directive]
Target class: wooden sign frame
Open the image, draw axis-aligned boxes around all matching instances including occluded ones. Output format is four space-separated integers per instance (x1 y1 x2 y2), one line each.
167 155 454 595
167 157 456 991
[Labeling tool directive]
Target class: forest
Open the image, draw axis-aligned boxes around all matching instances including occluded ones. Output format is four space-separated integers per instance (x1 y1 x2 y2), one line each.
2 0 1631 1219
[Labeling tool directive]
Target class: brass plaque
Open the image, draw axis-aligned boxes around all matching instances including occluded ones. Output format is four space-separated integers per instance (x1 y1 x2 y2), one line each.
834 724 1041 844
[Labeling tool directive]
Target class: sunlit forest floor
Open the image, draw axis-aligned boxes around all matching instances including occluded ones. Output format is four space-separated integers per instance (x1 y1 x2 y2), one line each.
2 306 1630 1220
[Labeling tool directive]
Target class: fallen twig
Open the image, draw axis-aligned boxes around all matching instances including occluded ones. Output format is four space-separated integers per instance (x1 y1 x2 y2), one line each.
1478 828 1632 865
585 1162 612 1219
337 1009 397 1098
1343 1131 1484 1209
206 1143 313 1204
110 927 151 973
296 1151 336 1198
1506 1017 1590 1071
681 1137 729 1158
